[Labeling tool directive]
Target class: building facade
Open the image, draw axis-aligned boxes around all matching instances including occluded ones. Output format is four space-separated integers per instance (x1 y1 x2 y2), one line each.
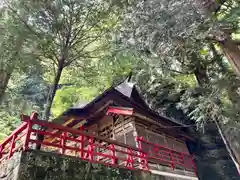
49 81 198 179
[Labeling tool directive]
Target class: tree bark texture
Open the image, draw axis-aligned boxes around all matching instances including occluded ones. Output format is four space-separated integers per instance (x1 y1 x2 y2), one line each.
197 0 240 168
197 0 227 14
37 58 64 150
198 1 240 170
0 69 12 103
194 66 209 87
199 0 240 76
220 39 240 75
42 59 64 120
0 35 24 104
190 52 209 87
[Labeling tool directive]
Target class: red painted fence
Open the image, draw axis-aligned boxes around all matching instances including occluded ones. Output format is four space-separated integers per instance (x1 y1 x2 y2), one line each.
0 113 196 174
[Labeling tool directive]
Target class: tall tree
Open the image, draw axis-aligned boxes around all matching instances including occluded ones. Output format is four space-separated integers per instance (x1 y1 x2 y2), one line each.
9 0 122 119
51 50 137 117
119 0 240 172
0 7 28 102
196 0 240 75
120 0 240 76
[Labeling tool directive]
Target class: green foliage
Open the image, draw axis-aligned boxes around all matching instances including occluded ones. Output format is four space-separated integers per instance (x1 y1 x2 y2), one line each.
0 0 239 159
51 51 137 117
52 86 99 117
0 72 48 140
14 0 126 119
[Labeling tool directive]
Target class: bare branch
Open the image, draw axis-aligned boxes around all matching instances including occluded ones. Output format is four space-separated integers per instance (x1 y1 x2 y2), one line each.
68 6 94 45
70 26 107 50
4 0 42 39
64 43 108 68
36 46 59 66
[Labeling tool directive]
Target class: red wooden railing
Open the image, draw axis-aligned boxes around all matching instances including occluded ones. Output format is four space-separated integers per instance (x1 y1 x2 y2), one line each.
0 113 196 174
136 137 196 173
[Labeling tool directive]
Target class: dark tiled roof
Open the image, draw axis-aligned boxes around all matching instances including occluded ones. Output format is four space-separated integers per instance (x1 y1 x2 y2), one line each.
55 81 184 127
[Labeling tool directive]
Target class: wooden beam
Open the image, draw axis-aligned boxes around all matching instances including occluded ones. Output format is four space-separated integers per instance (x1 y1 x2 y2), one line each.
46 119 87 143
106 106 133 116
134 112 195 141
72 120 87 129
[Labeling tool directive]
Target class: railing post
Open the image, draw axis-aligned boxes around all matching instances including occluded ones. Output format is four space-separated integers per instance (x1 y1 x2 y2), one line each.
61 132 67 154
126 148 134 169
78 127 84 158
180 152 185 165
83 137 94 161
23 122 32 151
23 113 36 151
136 136 148 170
88 137 94 161
0 145 3 160
110 144 116 165
154 145 158 156
169 149 175 170
79 134 84 158
0 145 2 159
8 135 16 159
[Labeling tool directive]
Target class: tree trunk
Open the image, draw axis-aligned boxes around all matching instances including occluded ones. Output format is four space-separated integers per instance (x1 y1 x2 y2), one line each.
198 0 240 76
196 0 224 14
42 59 64 120
210 43 229 72
0 69 13 103
194 66 209 87
196 0 240 173
0 35 24 103
36 57 64 150
191 53 209 87
219 39 240 75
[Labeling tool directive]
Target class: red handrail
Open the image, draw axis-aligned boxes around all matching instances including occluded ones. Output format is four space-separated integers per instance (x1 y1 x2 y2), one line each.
0 112 196 174
0 121 28 162
136 136 196 173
